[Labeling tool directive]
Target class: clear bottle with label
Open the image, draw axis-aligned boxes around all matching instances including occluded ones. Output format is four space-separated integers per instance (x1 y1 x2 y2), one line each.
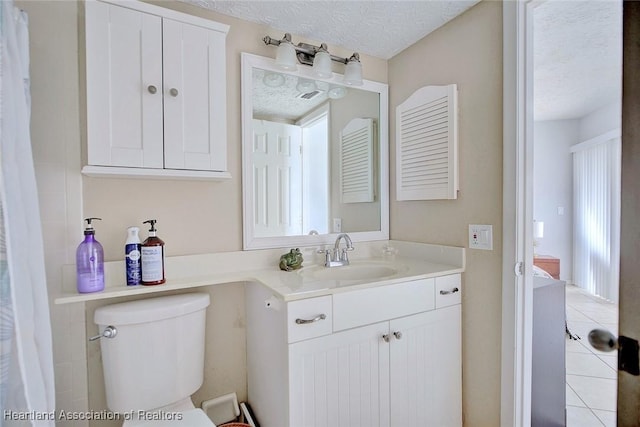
125 226 142 286
76 217 104 293
141 219 165 285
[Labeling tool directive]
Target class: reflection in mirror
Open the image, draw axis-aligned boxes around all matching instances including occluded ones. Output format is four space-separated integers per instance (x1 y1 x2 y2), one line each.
242 53 389 250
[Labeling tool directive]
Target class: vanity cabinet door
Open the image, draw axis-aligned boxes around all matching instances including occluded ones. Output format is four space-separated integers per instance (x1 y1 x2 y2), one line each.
288 322 391 427
389 305 462 427
85 1 164 169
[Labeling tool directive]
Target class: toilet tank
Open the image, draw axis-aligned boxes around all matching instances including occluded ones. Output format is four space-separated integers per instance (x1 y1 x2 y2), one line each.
94 293 210 413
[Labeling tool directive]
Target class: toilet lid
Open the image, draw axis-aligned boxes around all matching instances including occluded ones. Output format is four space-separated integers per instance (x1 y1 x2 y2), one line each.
125 409 215 427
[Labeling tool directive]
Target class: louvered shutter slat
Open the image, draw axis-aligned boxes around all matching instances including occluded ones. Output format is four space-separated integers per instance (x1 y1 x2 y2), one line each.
340 118 376 203
396 84 459 200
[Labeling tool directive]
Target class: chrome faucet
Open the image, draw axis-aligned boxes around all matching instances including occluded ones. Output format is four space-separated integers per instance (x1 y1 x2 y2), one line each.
322 233 354 267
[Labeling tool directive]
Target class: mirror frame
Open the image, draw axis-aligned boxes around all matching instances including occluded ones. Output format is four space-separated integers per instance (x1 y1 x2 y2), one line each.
241 53 389 250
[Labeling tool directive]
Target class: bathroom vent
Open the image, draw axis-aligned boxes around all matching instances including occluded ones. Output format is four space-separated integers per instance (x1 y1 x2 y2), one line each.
340 118 375 203
296 90 322 100
396 84 458 201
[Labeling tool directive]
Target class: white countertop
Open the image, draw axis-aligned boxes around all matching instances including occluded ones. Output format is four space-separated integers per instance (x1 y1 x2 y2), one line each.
55 240 465 304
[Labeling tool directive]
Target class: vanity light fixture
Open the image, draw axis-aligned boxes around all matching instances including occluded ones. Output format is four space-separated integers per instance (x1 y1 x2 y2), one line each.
263 33 363 85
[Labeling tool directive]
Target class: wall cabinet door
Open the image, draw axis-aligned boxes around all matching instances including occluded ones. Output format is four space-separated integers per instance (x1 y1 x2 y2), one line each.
389 305 462 427
288 322 391 427
162 18 227 172
85 1 228 174
85 1 164 169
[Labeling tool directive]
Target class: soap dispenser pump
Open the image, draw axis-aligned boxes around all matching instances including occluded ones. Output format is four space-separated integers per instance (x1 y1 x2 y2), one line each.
76 217 105 293
141 219 165 285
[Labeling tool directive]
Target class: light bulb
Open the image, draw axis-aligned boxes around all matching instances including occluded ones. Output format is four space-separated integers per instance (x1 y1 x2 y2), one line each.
343 60 363 86
263 72 285 88
313 50 332 78
296 79 317 93
327 86 347 99
275 41 297 71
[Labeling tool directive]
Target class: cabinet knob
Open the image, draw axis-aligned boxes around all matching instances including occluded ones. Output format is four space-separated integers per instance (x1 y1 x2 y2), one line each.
439 287 459 295
147 85 157 94
382 334 391 343
170 88 179 97
393 331 403 340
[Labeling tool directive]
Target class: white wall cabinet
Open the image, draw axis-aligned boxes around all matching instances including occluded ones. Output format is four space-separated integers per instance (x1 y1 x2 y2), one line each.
84 0 229 180
246 274 462 427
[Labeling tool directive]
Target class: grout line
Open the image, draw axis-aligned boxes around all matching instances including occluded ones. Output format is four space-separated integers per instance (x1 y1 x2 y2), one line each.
566 381 589 408
566 284 618 423
587 407 607 427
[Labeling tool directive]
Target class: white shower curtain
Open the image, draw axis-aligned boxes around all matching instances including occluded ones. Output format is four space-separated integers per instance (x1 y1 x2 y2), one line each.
0 1 55 424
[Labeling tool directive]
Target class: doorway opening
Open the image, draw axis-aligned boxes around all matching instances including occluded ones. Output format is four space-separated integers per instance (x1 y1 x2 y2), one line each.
531 1 622 425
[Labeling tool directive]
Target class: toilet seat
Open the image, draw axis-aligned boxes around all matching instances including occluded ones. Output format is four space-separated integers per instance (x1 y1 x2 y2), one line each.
124 409 215 427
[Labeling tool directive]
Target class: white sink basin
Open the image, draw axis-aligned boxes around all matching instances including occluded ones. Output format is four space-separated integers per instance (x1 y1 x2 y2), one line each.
299 262 398 282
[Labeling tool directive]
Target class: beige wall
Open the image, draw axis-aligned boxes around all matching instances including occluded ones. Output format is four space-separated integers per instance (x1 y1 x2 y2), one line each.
19 0 388 425
388 2 503 425
87 0 388 261
22 0 503 424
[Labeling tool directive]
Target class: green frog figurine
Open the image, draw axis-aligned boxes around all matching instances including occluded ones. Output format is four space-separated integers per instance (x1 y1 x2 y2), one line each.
279 248 303 271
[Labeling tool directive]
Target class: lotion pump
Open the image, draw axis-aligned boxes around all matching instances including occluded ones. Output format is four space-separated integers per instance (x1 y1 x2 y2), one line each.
141 219 165 285
125 226 142 286
76 217 105 293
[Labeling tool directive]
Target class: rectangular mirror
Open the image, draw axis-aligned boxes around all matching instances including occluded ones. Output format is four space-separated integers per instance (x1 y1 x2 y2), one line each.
241 53 389 250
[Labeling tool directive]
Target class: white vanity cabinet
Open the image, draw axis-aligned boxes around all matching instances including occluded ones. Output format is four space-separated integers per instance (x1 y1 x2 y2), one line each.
84 0 229 178
246 274 462 427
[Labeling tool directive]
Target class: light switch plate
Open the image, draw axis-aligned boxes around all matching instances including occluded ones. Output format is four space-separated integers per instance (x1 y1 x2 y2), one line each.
333 218 342 233
469 224 493 250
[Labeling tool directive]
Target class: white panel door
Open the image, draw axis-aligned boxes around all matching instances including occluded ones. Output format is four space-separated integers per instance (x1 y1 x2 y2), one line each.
289 322 390 427
163 19 227 171
85 1 163 168
389 305 462 427
251 120 303 237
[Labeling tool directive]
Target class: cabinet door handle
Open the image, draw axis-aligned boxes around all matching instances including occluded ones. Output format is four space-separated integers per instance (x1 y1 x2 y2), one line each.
382 334 391 343
439 287 459 295
147 85 157 94
169 88 179 97
295 314 326 325
393 331 402 340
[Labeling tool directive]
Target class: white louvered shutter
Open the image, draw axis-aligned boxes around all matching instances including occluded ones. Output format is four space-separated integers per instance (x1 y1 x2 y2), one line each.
340 118 376 203
396 84 458 200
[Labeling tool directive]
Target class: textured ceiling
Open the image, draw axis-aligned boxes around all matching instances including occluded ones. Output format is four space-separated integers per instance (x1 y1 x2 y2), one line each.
252 68 328 121
179 0 480 59
533 0 622 121
181 0 621 122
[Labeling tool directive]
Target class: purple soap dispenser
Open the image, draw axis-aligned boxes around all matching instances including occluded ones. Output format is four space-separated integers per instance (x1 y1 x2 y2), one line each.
76 217 105 293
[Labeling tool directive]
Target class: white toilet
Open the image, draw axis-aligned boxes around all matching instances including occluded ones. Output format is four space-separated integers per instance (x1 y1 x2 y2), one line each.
94 293 215 426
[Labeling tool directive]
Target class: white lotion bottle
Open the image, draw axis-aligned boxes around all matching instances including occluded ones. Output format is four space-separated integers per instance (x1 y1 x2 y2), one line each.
125 226 142 286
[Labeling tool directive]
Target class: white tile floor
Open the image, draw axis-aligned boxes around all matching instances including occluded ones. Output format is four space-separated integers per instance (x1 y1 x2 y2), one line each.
565 284 618 427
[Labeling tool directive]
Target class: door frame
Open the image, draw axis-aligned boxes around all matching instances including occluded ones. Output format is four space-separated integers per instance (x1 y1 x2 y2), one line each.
501 1 536 425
